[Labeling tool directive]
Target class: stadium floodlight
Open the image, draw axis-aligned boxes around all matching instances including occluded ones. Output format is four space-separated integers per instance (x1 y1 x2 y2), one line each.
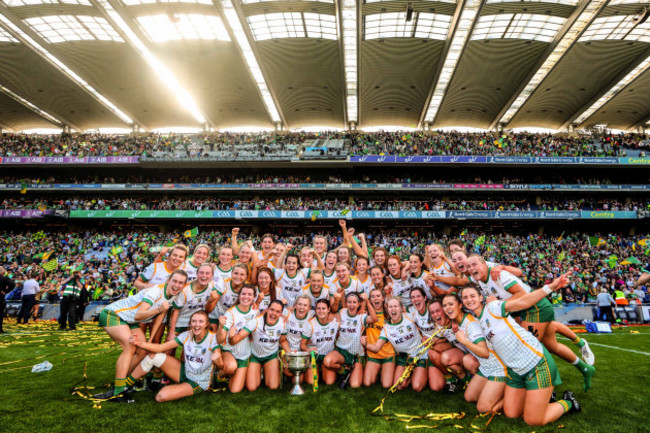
94 0 207 125
341 0 358 125
218 0 281 124
573 54 650 126
423 0 480 124
497 0 607 126
0 9 134 125
0 82 66 127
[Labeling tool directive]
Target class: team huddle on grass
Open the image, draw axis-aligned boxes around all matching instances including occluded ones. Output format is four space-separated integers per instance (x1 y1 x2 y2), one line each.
96 223 596 427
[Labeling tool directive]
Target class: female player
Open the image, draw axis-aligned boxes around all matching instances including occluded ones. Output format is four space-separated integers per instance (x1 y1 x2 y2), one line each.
427 244 455 295
300 299 340 386
371 246 389 270
216 284 258 393
368 265 392 298
213 246 234 285
301 270 331 309
442 291 505 413
324 293 377 388
354 256 372 295
206 263 249 332
182 244 211 281
135 244 188 290
254 267 277 312
363 288 396 388
169 264 214 339
127 310 222 401
408 288 445 391
228 300 290 391
456 276 581 426
361 297 428 392
95 269 188 401
322 251 339 287
387 255 411 307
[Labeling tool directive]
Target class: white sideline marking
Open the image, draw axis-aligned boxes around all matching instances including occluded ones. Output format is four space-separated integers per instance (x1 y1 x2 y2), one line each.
585 342 650 357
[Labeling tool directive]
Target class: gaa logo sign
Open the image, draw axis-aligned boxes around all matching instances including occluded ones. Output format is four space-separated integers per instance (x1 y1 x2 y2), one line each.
402 212 417 218
356 211 370 218
262 211 276 218
285 211 300 218
378 211 395 218
240 211 255 218
215 211 231 218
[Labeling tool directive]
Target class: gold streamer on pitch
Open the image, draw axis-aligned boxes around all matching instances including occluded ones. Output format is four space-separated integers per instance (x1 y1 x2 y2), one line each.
371 325 465 428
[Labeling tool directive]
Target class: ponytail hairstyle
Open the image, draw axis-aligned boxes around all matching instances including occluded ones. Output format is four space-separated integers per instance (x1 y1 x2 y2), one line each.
410 253 427 272
345 292 362 313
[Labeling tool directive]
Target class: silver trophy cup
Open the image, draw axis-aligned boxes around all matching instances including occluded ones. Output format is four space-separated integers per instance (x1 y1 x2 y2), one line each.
286 351 311 395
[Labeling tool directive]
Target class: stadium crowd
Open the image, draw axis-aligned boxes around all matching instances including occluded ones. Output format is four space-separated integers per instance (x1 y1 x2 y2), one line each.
1 131 647 158
1 196 647 212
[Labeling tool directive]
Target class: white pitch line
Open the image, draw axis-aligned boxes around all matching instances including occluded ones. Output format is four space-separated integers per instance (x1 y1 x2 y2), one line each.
585 341 650 357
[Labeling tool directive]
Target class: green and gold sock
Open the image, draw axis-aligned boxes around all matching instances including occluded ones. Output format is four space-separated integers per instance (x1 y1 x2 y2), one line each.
113 378 127 396
572 336 586 348
557 399 572 413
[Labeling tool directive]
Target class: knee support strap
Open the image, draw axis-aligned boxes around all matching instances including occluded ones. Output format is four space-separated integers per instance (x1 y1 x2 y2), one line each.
140 352 167 372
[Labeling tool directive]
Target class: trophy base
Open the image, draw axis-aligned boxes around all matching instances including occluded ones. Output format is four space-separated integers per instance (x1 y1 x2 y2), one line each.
290 384 305 396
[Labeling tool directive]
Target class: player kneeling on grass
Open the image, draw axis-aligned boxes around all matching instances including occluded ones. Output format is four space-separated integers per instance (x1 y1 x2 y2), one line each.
95 269 188 402
324 292 377 389
127 310 223 402
456 274 581 427
300 299 340 386
228 300 290 391
442 292 505 413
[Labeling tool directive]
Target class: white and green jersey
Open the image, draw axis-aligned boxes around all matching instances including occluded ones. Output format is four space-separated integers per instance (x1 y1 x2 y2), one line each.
410 270 432 300
174 331 220 391
285 310 314 351
245 315 287 358
472 268 530 301
274 268 309 307
258 293 272 312
390 275 413 308
139 262 174 286
301 284 331 309
356 274 372 296
302 317 339 356
322 270 337 287
477 301 543 375
331 276 363 296
222 305 259 360
379 313 427 359
336 308 369 356
181 259 201 281
106 284 184 324
407 306 435 338
208 278 240 320
435 322 468 353
459 314 505 378
213 264 232 285
176 281 214 328
430 261 455 292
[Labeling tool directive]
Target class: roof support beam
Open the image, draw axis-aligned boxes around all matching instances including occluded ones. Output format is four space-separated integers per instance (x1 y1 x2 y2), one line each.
339 0 358 128
490 0 609 130
214 0 284 127
630 112 650 132
564 46 650 129
0 3 138 130
418 0 482 128
0 82 72 130
94 0 210 128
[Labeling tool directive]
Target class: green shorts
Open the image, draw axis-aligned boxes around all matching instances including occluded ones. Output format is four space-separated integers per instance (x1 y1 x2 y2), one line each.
312 354 326 365
98 309 139 329
520 299 555 323
209 318 219 325
396 353 426 368
476 369 507 382
175 326 188 334
506 348 561 390
222 349 250 368
335 347 359 366
367 356 396 365
250 352 278 365
180 364 203 395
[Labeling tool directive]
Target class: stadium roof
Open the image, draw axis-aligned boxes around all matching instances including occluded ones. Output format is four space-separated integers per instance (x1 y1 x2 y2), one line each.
0 0 649 132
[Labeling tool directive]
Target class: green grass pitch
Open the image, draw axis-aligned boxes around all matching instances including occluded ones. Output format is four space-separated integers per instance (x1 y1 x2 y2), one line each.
1 321 649 433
